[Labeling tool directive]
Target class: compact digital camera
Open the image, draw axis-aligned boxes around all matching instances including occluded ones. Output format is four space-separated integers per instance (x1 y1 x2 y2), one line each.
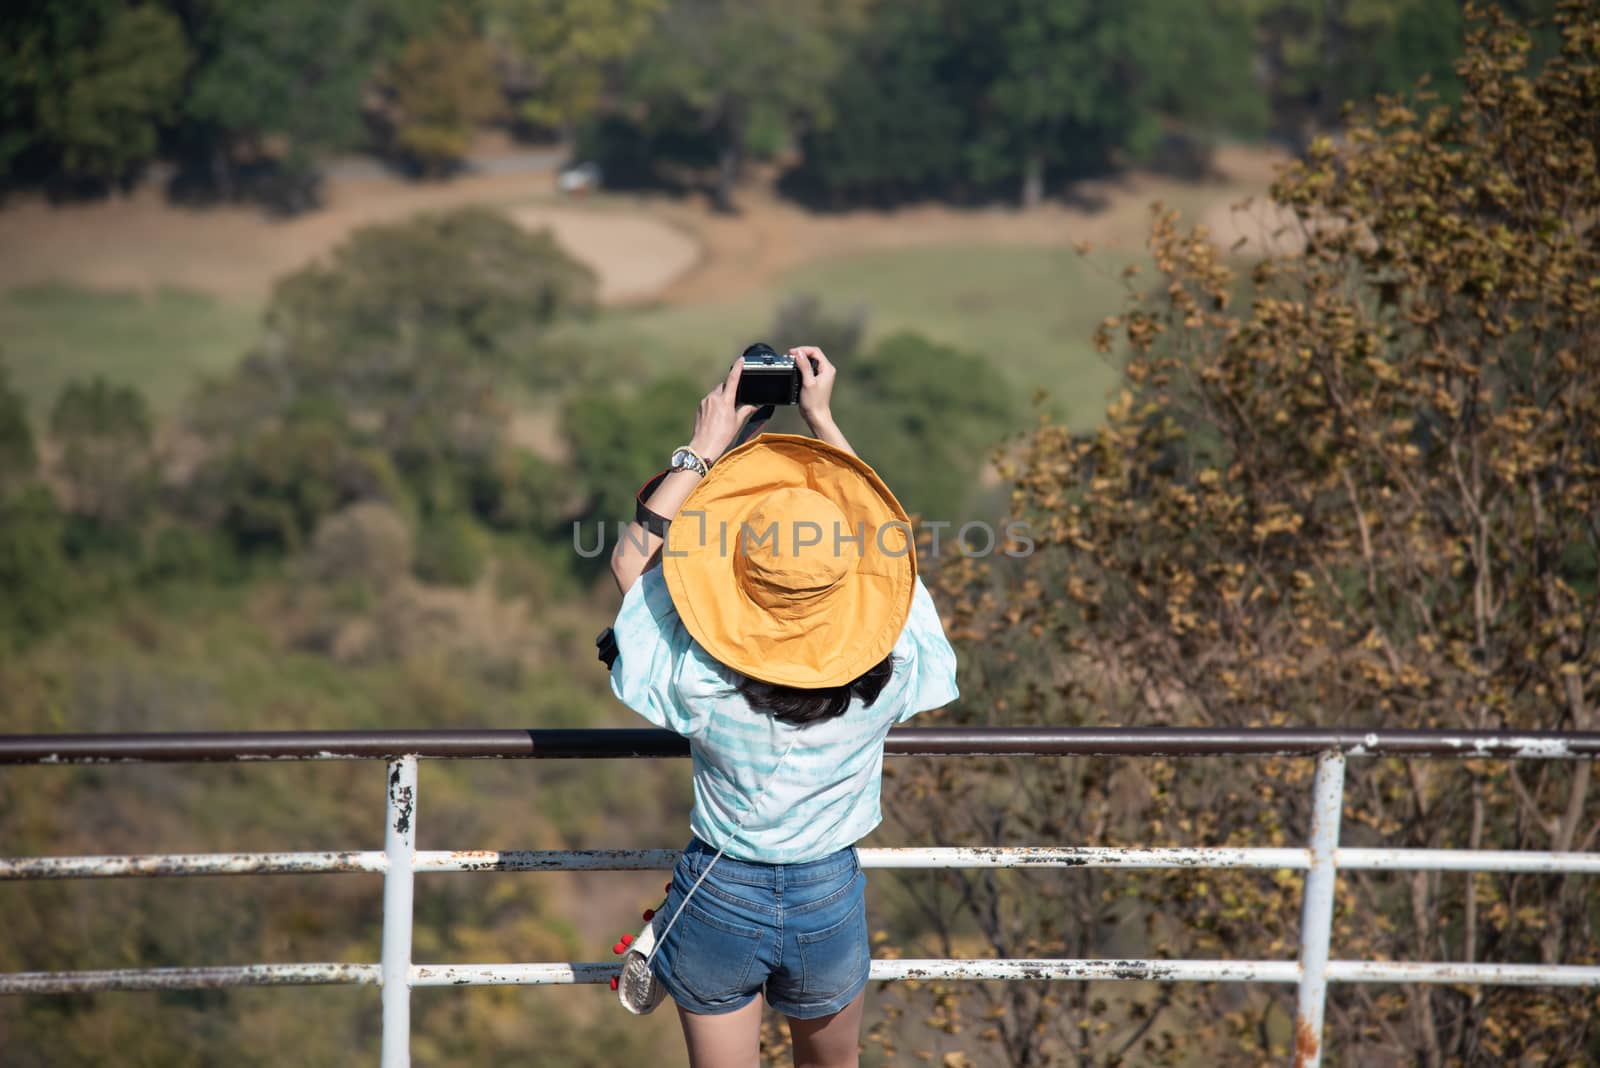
735 342 814 406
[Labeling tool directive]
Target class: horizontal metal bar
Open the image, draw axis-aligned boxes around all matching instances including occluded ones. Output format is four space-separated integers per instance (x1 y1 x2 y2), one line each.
3 728 1598 765
0 851 387 880
10 846 1600 882
0 729 589 765
414 849 680 872
412 959 1600 987
873 959 1305 983
414 847 1315 873
409 959 1306 986
0 963 382 994
351 845 1600 877
9 957 1596 995
412 962 620 987
1336 849 1600 874
1325 961 1600 986
861 847 1311 870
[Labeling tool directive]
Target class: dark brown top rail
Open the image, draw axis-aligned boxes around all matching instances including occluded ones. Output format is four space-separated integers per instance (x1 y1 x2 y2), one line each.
2 728 1598 765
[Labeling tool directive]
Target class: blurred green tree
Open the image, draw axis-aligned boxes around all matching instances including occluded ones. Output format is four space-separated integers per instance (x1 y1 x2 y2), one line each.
571 101 721 193
1243 0 1559 146
1252 0 1444 144
464 444 565 532
794 0 1264 206
379 5 503 175
0 360 37 493
205 422 407 554
182 0 437 205
414 510 488 586
0 362 72 649
624 0 870 211
490 0 662 131
972 0 1264 201
0 1 192 186
562 374 703 528
785 2 967 206
833 331 1016 521
49 377 156 526
0 486 76 652
192 207 594 542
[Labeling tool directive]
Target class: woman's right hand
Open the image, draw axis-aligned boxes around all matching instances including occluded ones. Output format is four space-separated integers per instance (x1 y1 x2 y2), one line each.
792 346 836 430
688 358 760 463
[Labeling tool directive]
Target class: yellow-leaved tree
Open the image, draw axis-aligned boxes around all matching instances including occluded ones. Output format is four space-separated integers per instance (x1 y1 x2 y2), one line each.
879 3 1599 1065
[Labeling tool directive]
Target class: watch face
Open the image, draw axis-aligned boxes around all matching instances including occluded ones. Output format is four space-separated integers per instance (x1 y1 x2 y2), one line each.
671 449 690 468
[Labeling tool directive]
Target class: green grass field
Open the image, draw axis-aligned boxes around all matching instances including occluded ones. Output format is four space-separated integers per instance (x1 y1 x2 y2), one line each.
2 240 1136 433
0 283 261 419
552 242 1137 431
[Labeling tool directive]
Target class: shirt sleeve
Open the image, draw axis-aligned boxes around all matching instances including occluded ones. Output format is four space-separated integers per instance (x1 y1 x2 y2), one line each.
889 577 961 723
608 568 711 737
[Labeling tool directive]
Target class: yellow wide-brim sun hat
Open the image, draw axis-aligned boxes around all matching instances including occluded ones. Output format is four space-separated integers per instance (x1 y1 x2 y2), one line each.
662 433 917 689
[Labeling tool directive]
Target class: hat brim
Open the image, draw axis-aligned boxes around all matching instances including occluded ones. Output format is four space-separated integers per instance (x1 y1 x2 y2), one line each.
662 434 917 688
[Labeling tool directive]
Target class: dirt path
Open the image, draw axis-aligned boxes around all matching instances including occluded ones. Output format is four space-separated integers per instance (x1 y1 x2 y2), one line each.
0 166 701 304
0 144 1290 305
653 145 1285 304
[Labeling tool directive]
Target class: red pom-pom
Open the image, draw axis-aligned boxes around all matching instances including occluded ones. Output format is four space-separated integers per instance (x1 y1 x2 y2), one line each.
620 933 634 947
664 881 671 893
612 941 626 955
642 908 656 921
609 976 619 991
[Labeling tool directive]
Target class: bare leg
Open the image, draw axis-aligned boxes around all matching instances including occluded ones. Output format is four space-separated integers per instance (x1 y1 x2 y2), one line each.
677 992 765 1068
788 989 866 1068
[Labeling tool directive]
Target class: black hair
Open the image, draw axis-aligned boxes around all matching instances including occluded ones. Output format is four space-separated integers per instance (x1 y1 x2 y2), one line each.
733 654 895 727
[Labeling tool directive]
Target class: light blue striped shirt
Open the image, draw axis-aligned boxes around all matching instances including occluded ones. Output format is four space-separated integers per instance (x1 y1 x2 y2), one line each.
609 567 960 863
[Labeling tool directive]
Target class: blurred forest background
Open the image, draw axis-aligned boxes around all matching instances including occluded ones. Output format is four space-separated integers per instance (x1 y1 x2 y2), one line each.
1 0 1596 1065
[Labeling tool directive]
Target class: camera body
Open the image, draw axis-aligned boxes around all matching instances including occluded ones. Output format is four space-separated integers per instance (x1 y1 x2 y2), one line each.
735 343 809 406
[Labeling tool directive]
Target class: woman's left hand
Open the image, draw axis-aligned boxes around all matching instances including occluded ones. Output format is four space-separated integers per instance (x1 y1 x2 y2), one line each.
688 358 761 462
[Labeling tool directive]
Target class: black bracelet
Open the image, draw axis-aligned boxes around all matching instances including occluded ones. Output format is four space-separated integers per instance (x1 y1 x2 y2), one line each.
634 471 672 537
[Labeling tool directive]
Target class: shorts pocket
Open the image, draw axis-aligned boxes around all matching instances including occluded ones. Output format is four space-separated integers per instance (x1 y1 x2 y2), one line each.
670 900 763 1005
796 893 868 999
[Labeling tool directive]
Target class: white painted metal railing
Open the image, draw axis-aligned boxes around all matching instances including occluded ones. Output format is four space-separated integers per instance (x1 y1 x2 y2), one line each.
1 727 1597 1068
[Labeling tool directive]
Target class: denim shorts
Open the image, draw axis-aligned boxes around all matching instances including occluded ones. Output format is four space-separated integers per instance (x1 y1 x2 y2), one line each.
649 837 870 1018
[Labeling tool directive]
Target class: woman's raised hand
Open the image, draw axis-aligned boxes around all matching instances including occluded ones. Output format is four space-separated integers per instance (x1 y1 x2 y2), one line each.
792 346 836 431
688 358 761 463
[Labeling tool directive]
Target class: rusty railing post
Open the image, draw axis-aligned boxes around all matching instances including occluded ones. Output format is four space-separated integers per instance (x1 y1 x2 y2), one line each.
381 756 418 1068
1294 750 1345 1068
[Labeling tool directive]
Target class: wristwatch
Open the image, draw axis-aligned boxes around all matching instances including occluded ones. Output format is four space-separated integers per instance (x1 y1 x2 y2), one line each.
669 445 710 478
